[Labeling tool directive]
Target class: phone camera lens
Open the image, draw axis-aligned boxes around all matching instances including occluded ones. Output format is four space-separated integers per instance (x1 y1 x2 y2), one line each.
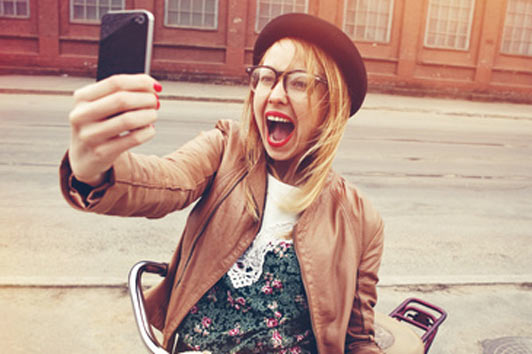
134 15 145 24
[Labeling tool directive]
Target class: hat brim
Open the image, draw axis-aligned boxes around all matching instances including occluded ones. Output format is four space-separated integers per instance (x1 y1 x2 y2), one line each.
253 13 367 117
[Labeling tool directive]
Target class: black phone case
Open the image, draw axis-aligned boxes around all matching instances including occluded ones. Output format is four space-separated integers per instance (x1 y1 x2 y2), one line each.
96 12 150 81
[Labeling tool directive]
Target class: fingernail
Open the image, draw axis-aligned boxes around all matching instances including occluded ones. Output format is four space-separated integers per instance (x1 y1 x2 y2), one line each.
154 82 162 92
155 93 159 100
156 100 160 110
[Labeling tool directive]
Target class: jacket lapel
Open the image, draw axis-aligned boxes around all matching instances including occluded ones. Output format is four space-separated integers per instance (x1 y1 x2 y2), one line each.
247 154 268 221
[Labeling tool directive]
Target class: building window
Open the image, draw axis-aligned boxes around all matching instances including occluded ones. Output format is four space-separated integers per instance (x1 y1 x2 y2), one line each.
501 0 532 56
70 0 124 23
165 0 218 29
424 0 475 50
0 0 29 18
343 0 394 43
255 0 308 32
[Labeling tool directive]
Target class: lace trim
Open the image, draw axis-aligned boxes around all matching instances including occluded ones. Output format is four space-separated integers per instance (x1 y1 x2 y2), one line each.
228 221 295 289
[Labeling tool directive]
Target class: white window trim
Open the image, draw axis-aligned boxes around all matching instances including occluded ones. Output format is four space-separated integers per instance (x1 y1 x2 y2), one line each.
423 0 476 51
500 0 532 57
342 0 394 43
164 0 219 30
69 0 125 24
254 0 309 33
0 0 30 18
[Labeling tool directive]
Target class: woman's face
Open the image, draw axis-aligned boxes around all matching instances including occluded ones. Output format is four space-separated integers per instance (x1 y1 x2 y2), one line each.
252 39 328 171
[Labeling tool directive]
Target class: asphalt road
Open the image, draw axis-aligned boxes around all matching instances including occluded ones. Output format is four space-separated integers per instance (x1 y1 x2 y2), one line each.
1 93 531 353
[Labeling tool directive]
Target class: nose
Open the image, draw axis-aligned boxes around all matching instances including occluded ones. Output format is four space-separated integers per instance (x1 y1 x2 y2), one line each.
268 78 288 104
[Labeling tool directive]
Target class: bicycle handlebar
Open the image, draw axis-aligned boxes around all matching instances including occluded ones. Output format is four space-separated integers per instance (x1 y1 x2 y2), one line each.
128 260 170 354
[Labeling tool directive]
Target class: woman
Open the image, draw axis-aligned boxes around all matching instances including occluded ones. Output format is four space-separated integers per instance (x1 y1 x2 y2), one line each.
60 13 384 353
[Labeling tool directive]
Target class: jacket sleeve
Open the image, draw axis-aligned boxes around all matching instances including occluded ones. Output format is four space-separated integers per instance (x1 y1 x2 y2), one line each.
345 198 385 354
59 120 231 219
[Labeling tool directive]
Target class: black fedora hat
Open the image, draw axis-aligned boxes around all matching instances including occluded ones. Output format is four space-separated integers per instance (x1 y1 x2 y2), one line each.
253 13 367 117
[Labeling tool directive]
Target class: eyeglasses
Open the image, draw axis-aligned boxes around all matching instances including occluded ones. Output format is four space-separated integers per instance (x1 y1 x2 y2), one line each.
246 65 327 100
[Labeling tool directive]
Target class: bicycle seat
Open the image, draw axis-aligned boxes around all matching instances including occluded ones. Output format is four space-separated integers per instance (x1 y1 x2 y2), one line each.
375 311 424 354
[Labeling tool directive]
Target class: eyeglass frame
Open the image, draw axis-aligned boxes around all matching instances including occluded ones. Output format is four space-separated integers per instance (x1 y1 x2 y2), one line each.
245 65 328 99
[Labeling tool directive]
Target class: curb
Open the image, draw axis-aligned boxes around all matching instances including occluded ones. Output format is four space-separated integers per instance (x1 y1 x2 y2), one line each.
1 88 531 121
362 105 532 121
162 94 244 104
0 88 245 104
2 275 530 289
378 274 532 288
0 276 158 289
0 88 73 96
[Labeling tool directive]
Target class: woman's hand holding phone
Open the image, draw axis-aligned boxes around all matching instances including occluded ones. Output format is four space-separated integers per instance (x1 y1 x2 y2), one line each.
67 74 161 186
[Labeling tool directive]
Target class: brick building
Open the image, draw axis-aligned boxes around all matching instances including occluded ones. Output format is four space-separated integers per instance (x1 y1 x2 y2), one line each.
1 0 531 102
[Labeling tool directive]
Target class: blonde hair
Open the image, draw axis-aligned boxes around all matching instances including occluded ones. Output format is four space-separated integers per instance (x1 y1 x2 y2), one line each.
241 38 352 220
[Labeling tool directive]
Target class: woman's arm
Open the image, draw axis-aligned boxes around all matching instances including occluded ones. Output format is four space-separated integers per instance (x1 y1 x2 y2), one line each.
60 124 226 218
60 73 228 218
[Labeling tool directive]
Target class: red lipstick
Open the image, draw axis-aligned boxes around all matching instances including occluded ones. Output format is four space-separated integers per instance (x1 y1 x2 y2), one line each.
265 111 295 148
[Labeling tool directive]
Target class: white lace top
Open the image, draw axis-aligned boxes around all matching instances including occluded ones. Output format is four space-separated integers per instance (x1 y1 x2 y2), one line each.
228 174 299 288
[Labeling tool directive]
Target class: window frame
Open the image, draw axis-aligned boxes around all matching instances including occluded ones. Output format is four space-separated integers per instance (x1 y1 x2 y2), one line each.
423 0 476 51
69 0 125 24
0 0 30 18
164 0 219 30
254 0 309 33
500 0 532 57
342 0 395 43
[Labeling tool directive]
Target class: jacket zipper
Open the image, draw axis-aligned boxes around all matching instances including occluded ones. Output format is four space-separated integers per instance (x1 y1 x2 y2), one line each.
174 170 249 291
171 169 268 352
292 217 322 353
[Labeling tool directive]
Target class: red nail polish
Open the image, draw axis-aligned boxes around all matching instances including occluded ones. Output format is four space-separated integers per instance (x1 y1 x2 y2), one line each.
154 82 162 92
156 100 160 110
155 93 159 100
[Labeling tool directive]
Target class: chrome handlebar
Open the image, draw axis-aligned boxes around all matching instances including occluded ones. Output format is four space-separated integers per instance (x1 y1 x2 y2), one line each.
128 260 170 354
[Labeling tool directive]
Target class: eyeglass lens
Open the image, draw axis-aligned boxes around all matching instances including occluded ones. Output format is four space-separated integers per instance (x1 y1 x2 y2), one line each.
249 67 322 99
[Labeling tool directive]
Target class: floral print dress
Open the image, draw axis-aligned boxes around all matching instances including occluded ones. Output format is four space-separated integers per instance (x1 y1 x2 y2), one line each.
176 175 317 353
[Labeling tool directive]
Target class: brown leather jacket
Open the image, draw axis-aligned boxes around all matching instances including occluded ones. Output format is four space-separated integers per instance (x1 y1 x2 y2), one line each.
60 120 384 353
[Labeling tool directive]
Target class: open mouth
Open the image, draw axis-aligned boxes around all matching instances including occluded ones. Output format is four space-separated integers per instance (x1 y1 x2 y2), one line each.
266 113 295 147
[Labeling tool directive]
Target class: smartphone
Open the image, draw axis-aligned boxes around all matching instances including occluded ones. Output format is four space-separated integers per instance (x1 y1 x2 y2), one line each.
96 10 154 81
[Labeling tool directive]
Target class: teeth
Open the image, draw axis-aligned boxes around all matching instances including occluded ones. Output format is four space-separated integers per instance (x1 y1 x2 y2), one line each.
267 115 291 123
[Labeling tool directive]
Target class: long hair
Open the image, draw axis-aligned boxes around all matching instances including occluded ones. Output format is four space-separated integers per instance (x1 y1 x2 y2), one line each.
241 38 352 220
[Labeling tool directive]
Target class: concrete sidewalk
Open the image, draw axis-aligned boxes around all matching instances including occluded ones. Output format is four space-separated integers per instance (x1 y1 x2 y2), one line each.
1 284 530 354
1 73 531 121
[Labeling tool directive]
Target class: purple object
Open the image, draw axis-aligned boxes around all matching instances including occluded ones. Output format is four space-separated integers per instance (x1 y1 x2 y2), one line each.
389 297 448 353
